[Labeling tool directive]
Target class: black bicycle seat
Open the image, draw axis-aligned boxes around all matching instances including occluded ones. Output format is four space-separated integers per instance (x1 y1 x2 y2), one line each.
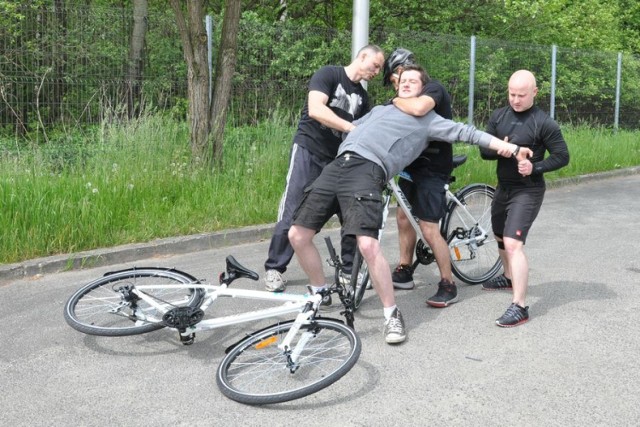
225 255 259 281
452 154 467 168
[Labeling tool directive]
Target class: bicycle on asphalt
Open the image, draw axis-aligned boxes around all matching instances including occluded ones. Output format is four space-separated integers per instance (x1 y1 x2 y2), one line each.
64 242 360 405
346 154 502 310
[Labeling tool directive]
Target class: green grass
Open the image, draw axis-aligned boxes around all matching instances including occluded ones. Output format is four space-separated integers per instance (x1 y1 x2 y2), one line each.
1 117 639 264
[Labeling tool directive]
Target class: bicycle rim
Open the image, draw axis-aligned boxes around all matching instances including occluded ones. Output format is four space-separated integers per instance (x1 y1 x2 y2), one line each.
64 268 204 336
445 184 502 284
216 318 361 405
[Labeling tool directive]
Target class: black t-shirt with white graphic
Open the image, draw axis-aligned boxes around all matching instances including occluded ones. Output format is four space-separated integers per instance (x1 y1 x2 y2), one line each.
294 66 370 162
404 79 454 175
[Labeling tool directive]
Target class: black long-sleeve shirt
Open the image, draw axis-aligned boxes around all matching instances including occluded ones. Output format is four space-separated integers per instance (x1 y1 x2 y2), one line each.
480 105 570 188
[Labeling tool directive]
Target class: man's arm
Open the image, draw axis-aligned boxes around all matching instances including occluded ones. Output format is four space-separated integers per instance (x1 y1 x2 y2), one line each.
392 94 435 117
307 90 356 133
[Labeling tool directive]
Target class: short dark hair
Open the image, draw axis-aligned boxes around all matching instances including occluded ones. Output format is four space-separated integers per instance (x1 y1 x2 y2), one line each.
398 64 429 87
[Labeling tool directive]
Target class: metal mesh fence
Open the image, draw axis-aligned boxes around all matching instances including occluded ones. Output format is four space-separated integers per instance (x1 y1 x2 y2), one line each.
1 4 638 137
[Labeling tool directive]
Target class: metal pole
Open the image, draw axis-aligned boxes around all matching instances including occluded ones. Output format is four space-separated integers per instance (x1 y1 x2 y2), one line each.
614 52 622 131
352 0 370 59
550 45 557 119
206 15 214 106
352 0 370 88
468 36 476 125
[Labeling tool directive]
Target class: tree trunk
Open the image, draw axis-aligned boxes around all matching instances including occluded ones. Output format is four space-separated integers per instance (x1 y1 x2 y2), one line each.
126 0 147 118
209 0 241 166
170 0 210 161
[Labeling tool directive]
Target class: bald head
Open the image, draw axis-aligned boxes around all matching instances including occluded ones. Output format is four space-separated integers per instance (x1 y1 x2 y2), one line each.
508 69 538 112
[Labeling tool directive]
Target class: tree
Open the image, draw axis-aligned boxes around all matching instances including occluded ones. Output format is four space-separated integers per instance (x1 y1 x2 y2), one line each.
125 0 147 118
170 0 241 166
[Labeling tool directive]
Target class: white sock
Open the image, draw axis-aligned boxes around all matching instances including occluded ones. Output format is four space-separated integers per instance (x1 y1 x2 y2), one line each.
383 305 397 320
312 285 328 294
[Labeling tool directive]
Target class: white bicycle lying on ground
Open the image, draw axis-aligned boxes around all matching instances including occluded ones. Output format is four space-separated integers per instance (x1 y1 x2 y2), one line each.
346 154 502 310
64 246 360 405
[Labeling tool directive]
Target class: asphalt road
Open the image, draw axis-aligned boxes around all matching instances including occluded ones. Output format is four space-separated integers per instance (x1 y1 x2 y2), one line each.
1 170 639 426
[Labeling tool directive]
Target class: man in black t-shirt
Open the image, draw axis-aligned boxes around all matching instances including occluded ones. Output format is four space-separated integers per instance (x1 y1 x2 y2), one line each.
382 48 459 308
480 69 569 327
263 44 385 297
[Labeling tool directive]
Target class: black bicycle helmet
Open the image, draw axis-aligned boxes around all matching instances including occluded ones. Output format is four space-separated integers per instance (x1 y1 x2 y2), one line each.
383 48 416 86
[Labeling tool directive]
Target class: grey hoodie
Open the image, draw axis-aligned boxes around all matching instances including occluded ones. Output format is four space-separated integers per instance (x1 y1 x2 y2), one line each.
338 104 494 180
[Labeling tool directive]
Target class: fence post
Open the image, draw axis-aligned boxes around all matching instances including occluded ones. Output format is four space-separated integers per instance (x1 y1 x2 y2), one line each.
615 52 622 131
550 44 557 119
468 35 476 125
206 15 214 106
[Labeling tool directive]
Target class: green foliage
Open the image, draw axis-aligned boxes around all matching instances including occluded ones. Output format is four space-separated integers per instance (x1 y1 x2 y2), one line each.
1 113 638 264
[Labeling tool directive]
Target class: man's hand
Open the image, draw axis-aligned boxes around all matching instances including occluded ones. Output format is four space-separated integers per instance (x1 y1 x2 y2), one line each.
518 159 533 176
516 147 532 162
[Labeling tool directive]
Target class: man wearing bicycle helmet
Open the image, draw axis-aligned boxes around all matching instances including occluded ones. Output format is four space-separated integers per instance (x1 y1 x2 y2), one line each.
289 65 532 344
383 48 459 309
263 45 385 299
480 70 569 327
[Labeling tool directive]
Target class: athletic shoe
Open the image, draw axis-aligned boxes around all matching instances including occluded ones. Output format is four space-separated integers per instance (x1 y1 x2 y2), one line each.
264 269 286 292
392 264 415 290
426 280 459 307
481 274 512 291
496 303 529 327
384 308 406 344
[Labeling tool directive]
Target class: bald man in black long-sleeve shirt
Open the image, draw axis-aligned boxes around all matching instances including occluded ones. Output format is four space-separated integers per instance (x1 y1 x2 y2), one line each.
480 69 570 327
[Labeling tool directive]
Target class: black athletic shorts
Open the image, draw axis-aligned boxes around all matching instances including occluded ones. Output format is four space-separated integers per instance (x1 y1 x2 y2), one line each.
293 153 386 239
398 170 448 223
491 184 545 243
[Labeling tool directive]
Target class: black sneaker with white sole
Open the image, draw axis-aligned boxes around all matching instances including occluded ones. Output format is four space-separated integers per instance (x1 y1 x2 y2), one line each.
426 280 459 307
392 264 414 290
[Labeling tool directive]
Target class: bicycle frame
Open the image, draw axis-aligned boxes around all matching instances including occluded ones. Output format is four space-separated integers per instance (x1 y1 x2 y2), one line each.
389 176 491 256
132 282 322 340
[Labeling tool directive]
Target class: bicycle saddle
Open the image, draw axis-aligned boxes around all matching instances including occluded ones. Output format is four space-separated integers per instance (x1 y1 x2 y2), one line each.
453 154 467 168
225 255 259 281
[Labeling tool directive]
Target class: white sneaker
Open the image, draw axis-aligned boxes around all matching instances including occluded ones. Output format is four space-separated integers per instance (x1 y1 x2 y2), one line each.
264 270 286 292
384 308 406 344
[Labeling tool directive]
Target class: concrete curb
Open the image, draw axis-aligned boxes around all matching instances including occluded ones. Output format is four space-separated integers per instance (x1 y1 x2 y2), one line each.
2 166 638 283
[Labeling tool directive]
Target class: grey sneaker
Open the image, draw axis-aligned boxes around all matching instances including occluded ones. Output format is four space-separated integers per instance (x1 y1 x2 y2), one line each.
384 308 406 344
426 280 459 308
482 274 512 291
264 270 286 292
496 303 529 327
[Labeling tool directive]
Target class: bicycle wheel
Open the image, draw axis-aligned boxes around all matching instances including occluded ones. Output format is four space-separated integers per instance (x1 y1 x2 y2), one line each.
350 248 371 311
216 318 361 405
64 268 204 336
443 184 502 285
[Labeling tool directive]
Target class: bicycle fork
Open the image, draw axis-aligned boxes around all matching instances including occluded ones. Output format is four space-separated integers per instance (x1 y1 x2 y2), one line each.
279 308 317 373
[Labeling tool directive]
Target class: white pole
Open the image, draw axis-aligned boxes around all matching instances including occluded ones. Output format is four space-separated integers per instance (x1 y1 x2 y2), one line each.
614 52 622 131
206 15 214 106
468 36 476 125
550 45 557 119
352 0 370 88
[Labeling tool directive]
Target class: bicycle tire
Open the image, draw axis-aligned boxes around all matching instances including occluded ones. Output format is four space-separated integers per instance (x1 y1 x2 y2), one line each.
216 318 361 405
64 268 204 336
350 248 370 311
443 184 502 285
